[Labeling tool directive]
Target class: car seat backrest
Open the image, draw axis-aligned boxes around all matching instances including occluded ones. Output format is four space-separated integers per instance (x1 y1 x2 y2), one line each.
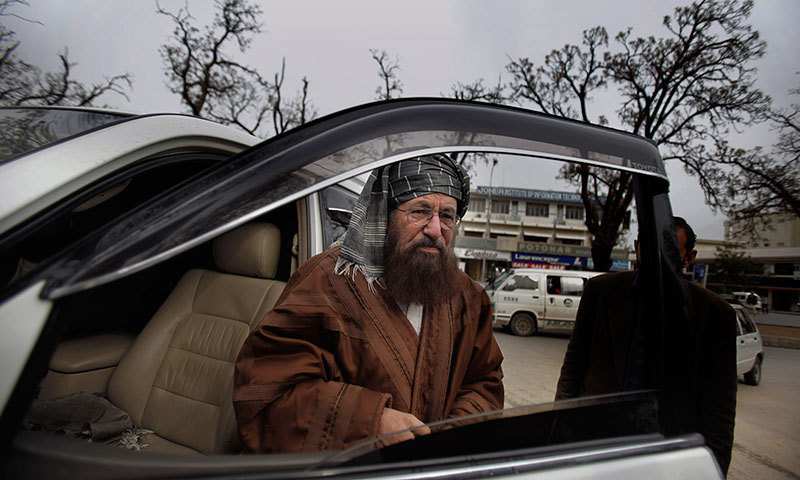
107 223 285 454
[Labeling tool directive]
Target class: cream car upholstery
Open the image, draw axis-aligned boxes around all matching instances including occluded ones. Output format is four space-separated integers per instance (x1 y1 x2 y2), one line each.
39 333 135 401
106 223 285 455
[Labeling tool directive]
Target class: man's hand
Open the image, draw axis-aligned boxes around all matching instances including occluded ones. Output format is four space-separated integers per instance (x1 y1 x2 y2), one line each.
377 408 431 446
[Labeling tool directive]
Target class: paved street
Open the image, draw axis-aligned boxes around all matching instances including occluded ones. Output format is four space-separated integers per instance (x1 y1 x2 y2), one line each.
493 329 800 479
753 311 800 328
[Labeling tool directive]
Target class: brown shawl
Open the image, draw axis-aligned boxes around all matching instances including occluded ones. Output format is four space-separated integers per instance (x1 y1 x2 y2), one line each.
233 246 504 453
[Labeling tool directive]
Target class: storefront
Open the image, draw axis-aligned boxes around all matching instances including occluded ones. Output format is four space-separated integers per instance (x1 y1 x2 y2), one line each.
454 247 511 282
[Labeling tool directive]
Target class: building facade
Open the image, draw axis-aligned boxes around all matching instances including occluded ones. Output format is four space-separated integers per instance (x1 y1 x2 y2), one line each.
692 215 800 311
455 186 630 282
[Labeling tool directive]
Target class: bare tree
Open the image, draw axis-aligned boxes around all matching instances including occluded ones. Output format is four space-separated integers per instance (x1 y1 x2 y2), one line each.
449 77 506 104
507 0 769 271
371 49 403 100
267 58 317 135
0 0 132 107
158 0 315 137
705 84 800 238
445 78 508 172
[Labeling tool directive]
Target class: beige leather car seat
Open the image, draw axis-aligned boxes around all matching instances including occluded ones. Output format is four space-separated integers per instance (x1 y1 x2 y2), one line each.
106 223 285 455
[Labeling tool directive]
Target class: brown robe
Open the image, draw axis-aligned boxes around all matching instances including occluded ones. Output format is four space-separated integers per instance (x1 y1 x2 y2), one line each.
233 246 504 453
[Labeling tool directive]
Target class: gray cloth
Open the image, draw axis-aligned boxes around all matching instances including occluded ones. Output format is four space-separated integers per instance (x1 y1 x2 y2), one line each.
24 391 132 441
335 154 469 289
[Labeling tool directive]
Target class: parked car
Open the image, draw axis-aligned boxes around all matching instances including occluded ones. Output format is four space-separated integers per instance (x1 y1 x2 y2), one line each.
732 291 762 315
490 268 600 336
1 99 726 478
731 304 764 386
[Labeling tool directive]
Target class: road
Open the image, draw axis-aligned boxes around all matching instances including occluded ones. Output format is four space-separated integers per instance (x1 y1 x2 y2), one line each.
493 329 800 479
753 311 800 328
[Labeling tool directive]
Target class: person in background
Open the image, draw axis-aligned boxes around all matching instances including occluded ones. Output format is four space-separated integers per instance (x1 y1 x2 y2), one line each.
555 216 737 475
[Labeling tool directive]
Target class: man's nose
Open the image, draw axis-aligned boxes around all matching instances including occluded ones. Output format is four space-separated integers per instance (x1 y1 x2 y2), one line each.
423 213 444 240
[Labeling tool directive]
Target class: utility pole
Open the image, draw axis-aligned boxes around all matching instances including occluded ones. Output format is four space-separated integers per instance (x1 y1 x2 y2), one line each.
481 159 498 285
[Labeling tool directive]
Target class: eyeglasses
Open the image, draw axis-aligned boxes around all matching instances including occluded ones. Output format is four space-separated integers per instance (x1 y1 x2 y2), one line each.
396 208 460 231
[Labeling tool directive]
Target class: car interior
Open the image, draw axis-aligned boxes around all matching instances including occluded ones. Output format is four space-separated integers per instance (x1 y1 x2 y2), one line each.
0 150 334 455
21 200 302 455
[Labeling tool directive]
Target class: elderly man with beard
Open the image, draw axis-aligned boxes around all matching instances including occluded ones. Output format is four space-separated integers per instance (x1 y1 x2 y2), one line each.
233 154 504 454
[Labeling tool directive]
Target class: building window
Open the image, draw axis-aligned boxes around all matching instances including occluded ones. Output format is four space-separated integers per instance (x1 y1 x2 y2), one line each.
775 263 794 275
565 205 584 220
491 200 510 214
464 230 483 238
525 202 549 217
470 198 485 213
559 238 583 246
523 234 549 243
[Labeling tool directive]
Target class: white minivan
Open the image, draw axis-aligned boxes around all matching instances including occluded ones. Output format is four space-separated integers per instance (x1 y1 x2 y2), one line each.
490 268 600 336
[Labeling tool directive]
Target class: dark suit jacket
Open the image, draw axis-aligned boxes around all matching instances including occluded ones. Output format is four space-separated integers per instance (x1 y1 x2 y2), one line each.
555 271 738 475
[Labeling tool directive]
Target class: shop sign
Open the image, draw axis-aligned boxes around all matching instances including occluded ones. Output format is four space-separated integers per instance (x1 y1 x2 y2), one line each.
511 252 585 268
512 262 566 270
610 259 631 271
454 248 511 261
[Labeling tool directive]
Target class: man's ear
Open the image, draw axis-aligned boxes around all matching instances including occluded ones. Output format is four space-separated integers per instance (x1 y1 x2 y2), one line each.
684 249 697 267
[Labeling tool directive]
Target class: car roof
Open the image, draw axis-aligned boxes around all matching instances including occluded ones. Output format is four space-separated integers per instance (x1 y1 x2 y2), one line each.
0 108 260 238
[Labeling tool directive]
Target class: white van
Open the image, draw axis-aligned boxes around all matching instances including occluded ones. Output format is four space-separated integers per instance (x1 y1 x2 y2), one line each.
489 268 600 336
732 291 762 314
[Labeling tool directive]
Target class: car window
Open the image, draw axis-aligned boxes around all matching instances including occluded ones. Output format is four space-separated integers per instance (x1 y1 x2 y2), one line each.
737 309 758 334
547 275 585 295
43 99 669 299
319 184 359 249
0 155 222 288
559 276 585 296
502 274 538 291
734 313 744 335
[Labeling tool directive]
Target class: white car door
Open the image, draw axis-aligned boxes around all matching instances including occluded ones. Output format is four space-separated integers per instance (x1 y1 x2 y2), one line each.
735 309 759 376
544 274 584 326
495 272 542 322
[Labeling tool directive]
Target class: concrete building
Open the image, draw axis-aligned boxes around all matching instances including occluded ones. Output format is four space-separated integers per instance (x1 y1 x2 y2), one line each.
692 214 800 311
725 213 800 249
455 186 630 282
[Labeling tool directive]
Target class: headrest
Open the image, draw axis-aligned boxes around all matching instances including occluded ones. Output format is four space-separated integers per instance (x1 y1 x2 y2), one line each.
213 223 281 279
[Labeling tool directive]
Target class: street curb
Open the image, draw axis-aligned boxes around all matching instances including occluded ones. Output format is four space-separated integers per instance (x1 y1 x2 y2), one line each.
762 335 800 349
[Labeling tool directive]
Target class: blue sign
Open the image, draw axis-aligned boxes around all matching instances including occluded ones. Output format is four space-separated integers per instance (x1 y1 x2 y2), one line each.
512 252 586 268
610 260 630 271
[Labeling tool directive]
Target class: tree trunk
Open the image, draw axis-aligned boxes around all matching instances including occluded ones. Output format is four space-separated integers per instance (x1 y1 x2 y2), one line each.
591 235 614 272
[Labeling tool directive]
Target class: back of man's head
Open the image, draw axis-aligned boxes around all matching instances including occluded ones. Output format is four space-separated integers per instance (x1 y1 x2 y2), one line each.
672 216 697 252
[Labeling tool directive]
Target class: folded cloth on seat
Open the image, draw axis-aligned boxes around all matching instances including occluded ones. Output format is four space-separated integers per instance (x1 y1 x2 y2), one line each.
24 391 132 441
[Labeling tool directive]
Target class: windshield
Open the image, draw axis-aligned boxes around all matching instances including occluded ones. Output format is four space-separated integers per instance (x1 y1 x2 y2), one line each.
489 270 513 290
0 108 130 164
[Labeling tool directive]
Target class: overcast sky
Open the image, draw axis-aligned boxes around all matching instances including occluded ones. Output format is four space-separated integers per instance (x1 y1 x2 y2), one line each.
6 0 799 240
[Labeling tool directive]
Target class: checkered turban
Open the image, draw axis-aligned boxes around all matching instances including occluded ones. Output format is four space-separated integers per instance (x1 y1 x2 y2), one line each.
334 154 470 289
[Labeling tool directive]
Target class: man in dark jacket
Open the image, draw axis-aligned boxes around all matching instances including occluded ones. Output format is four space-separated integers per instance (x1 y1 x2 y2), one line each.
555 217 737 475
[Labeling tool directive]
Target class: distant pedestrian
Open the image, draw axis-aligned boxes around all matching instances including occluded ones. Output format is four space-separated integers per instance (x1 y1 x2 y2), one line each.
761 300 768 314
